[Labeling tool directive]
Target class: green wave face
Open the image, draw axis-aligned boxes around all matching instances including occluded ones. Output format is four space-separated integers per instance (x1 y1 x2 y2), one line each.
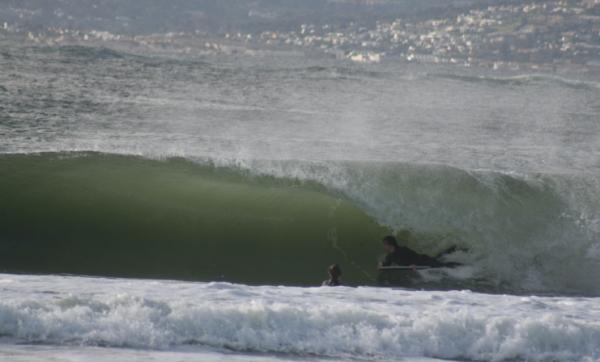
2 152 600 294
0 153 389 285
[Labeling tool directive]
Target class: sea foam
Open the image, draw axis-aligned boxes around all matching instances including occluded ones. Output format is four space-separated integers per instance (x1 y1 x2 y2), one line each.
1 274 599 361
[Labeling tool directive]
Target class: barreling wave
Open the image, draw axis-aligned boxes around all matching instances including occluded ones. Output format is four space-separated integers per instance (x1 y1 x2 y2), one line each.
0 152 599 295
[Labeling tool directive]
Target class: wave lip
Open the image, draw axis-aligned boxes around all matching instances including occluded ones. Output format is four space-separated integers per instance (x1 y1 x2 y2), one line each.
1 274 600 362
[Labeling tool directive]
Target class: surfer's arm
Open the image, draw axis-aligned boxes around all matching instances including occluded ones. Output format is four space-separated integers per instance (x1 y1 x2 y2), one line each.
379 254 393 267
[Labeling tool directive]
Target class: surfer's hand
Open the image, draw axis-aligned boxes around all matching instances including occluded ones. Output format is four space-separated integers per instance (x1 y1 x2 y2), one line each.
410 264 417 271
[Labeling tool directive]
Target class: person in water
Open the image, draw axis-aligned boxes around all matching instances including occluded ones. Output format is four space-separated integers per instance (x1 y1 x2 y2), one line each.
379 235 459 268
322 264 342 286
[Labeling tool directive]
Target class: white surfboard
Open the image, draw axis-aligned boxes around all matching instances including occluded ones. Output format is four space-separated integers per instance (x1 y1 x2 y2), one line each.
378 265 432 271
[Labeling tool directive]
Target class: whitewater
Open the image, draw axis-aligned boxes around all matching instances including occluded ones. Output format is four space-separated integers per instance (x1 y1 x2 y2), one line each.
1 273 600 362
1 24 600 361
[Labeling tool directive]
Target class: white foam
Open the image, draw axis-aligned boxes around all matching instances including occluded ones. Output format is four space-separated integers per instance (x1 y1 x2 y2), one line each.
1 274 599 362
0 344 368 362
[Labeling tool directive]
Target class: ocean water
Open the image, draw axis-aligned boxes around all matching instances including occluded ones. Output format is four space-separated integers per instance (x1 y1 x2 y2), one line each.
1 31 600 361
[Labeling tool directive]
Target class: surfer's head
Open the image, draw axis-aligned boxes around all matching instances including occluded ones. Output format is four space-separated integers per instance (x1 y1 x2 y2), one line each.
382 235 398 253
328 264 342 280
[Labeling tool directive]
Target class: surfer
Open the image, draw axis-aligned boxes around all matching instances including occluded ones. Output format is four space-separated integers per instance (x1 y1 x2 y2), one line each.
322 264 342 286
379 235 459 268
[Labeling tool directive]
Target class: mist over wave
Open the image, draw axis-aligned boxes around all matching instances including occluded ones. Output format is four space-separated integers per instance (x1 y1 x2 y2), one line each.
2 43 599 174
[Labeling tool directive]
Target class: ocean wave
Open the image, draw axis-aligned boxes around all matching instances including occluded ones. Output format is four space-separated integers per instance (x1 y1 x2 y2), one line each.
1 152 599 295
432 72 600 90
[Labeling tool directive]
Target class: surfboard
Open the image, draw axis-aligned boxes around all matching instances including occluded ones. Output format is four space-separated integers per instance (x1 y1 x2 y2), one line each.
378 265 432 271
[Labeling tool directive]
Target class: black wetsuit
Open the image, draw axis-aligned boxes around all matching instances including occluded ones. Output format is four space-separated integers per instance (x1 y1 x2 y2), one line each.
378 246 462 286
381 246 445 267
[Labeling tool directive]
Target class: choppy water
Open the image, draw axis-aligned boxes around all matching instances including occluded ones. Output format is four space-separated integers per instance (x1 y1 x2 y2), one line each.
1 34 600 361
